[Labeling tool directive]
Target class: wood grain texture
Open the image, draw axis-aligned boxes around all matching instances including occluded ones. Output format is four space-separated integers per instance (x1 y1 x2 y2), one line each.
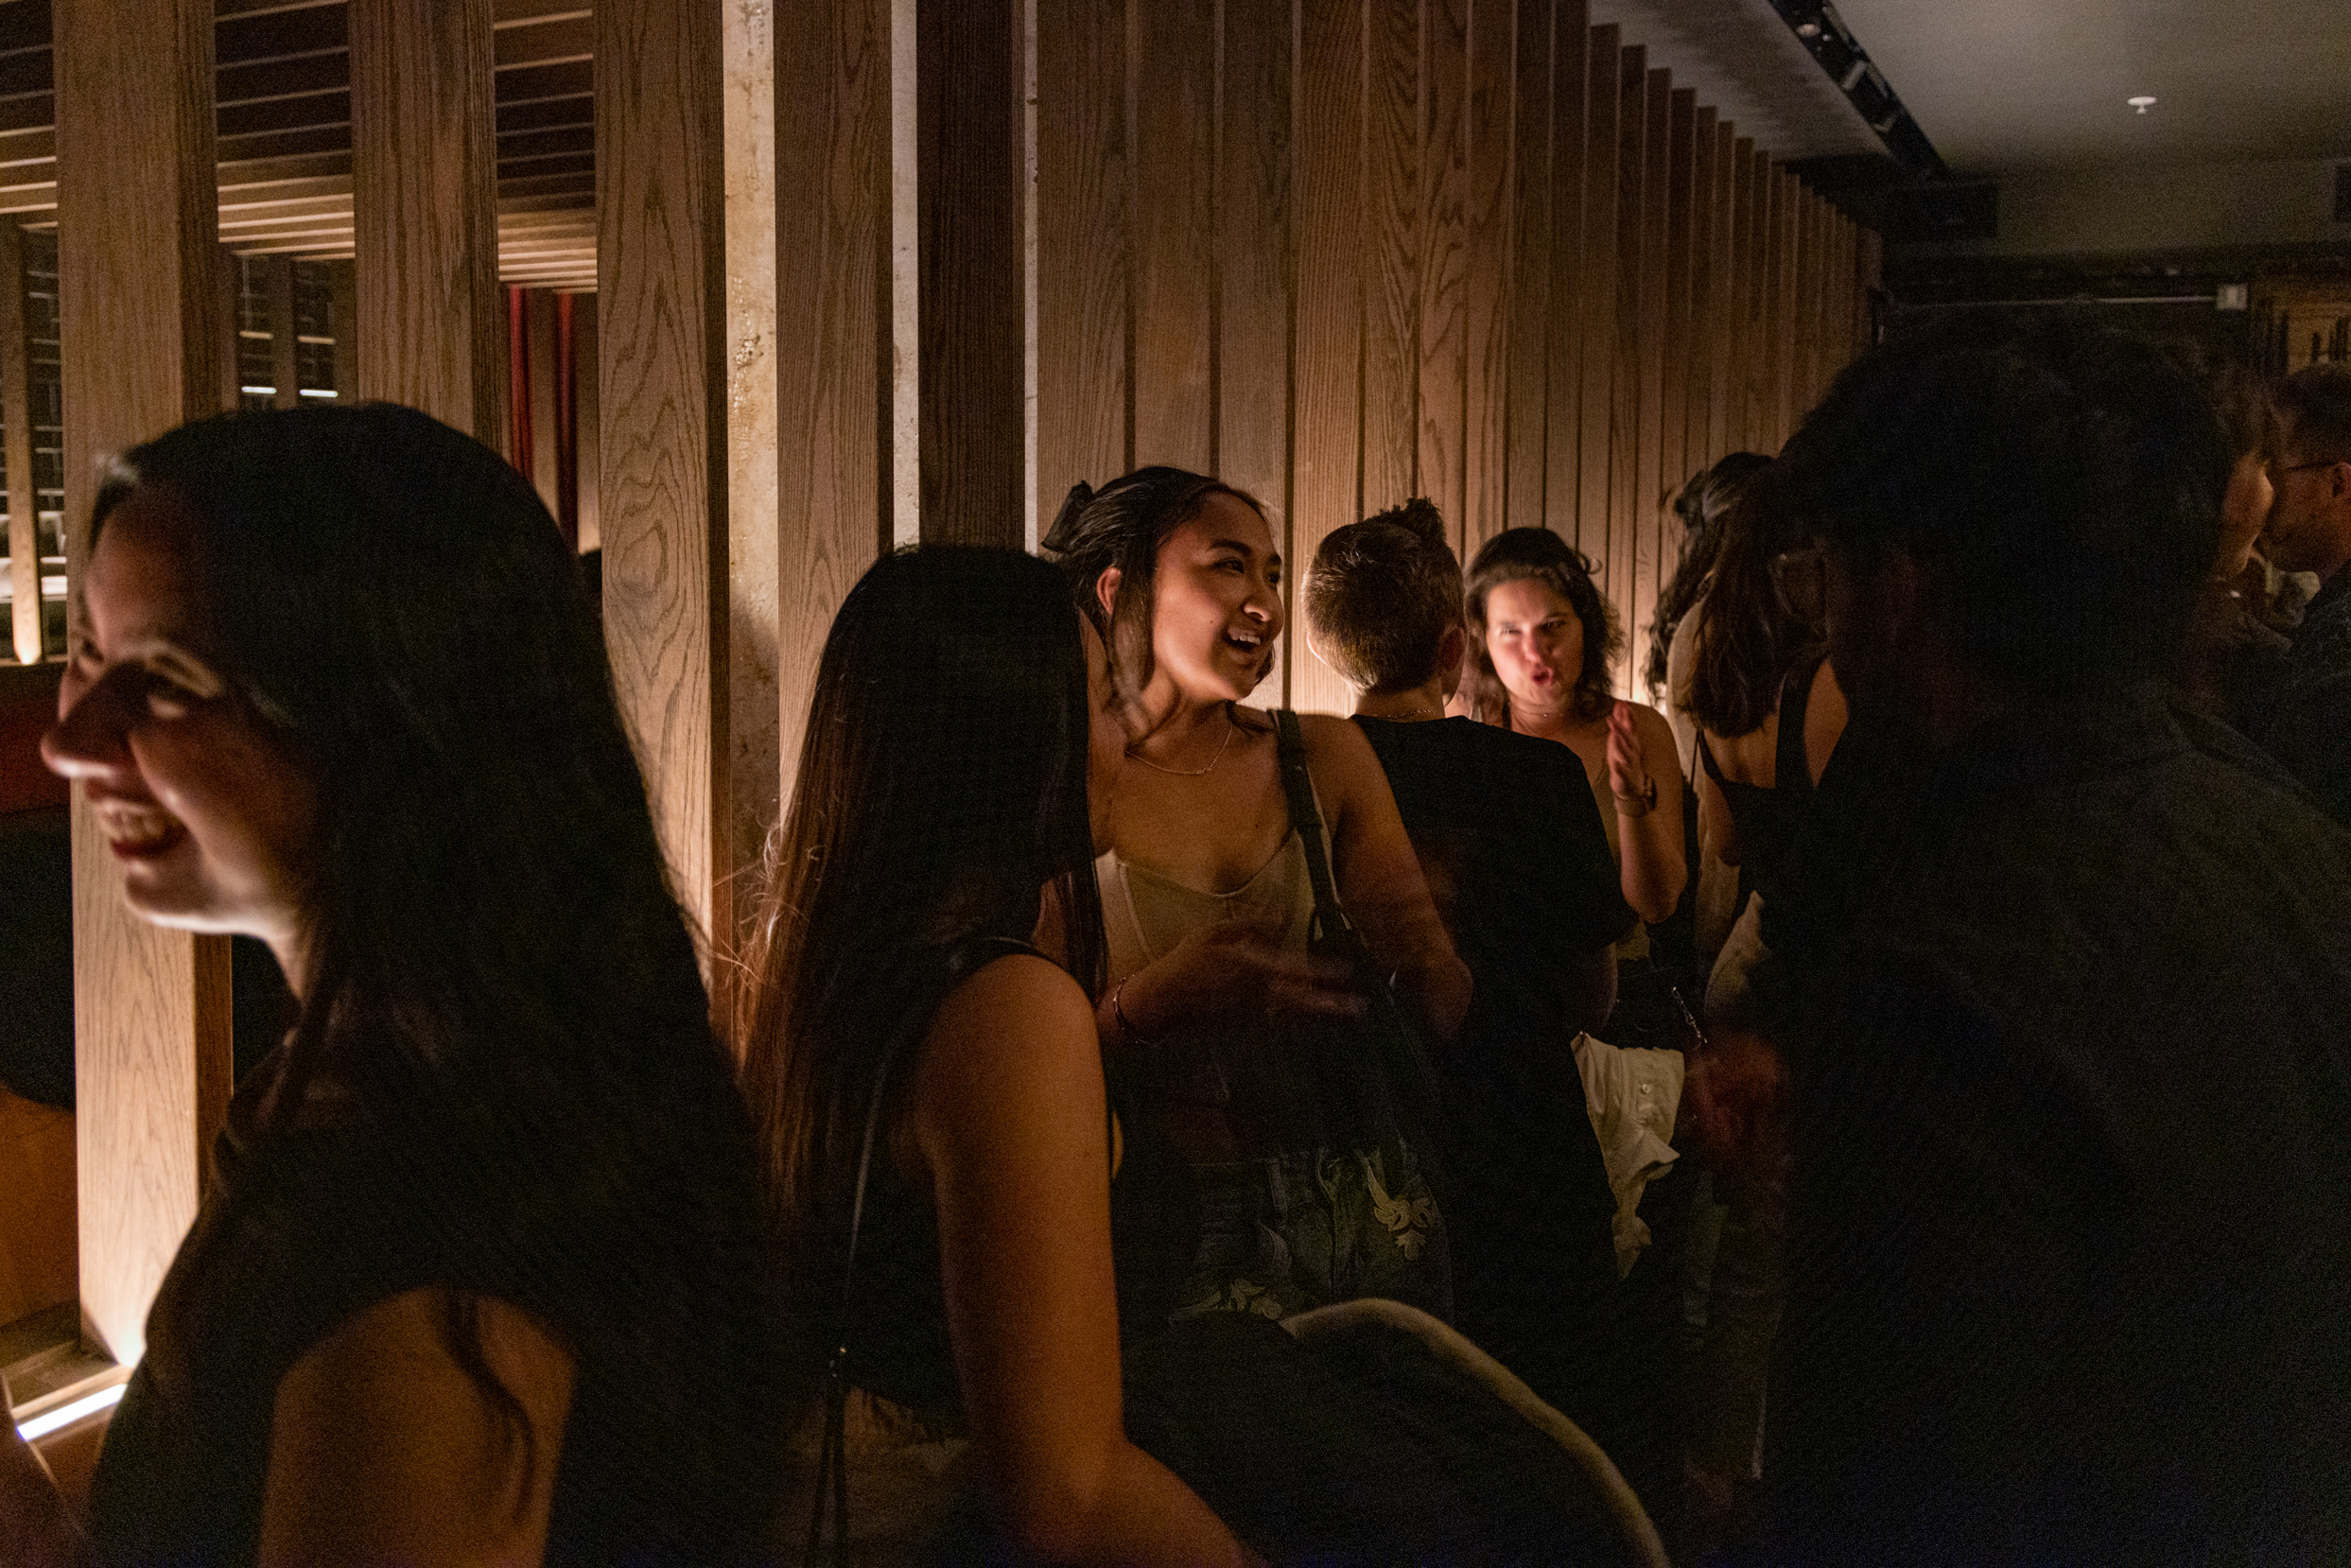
572 292 601 552
1541 0 1586 540
266 253 297 409
723 0 779 953
0 1086 76 1329
1131 0 1213 474
1740 145 1768 453
1360 0 1417 521
1627 68 1669 697
597 0 728 959
773 0 888 802
1725 135 1755 457
1602 46 1643 637
916 0 1022 545
1214 0 1293 704
1767 166 1795 450
55 0 230 1363
1459 0 1510 552
1 221 37 666
1572 24 1614 558
1035 0 1128 523
1681 103 1714 480
1502 0 1553 534
1705 120 1736 465
527 287 561 511
1417 0 1468 533
349 0 503 440
1651 84 1692 694
1290 0 1364 719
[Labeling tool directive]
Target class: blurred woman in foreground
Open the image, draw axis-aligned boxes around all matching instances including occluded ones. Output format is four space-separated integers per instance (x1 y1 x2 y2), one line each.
2 404 779 1565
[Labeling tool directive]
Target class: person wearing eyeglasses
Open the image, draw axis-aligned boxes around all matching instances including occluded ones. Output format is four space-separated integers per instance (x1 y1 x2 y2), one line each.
2244 361 2351 828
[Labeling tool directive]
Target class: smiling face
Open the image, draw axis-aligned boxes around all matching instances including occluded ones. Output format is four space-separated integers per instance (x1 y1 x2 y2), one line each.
42 488 316 962
1482 576 1585 714
1141 492 1283 706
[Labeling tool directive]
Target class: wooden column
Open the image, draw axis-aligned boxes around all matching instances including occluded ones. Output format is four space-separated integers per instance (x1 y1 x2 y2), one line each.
55 0 231 1365
1215 0 1294 702
723 0 780 929
1417 0 1468 531
915 0 1023 545
1132 0 1214 476
1541 3 1589 542
267 254 298 409
1574 25 1617 556
526 288 561 514
1360 0 1419 521
1603 46 1645 623
1459 0 1510 550
773 0 888 810
1 222 38 666
1503 0 1556 535
1035 0 1129 529
599 0 730 963
349 0 504 440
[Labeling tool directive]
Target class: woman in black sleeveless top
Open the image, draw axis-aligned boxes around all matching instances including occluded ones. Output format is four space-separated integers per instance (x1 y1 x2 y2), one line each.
736 548 1255 1565
2 406 780 1564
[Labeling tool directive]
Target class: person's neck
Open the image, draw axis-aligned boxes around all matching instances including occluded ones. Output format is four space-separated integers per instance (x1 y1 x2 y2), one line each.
1508 695 1579 739
1126 686 1239 766
1353 677 1451 723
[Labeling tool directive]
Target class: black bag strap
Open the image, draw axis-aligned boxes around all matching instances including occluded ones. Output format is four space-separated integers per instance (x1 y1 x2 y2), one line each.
807 934 1040 1566
1272 709 1359 958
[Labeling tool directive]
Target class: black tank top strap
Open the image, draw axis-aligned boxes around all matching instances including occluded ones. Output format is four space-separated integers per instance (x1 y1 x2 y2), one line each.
1774 654 1826 798
1698 727 1729 786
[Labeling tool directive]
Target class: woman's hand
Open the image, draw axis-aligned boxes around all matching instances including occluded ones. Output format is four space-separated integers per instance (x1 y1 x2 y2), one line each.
1113 915 1364 1045
1606 700 1654 810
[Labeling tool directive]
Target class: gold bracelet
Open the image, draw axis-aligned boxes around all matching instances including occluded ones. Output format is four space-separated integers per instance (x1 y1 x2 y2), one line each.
1613 775 1658 816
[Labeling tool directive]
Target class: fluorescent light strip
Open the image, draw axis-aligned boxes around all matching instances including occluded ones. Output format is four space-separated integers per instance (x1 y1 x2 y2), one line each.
14 1380 127 1443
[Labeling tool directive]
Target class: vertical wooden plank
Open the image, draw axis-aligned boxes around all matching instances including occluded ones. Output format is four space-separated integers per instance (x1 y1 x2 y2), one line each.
1036 0 1128 519
1681 103 1715 482
350 0 503 441
1858 221 1882 357
1701 119 1733 466
1361 0 1417 519
1502 0 1552 535
1211 0 1293 679
917 0 1023 545
1 222 37 667
216 247 240 414
1460 0 1510 550
1132 0 1213 473
328 260 357 401
1770 166 1798 449
1725 133 1755 458
774 0 886 798
56 0 230 1365
1743 147 1772 454
1291 0 1365 718
723 0 778 939
1417 0 1467 533
1652 85 1693 695
527 287 561 514
1626 64 1667 698
1604 47 1645 643
266 255 297 409
1216 0 1294 702
572 295 601 552
1796 190 1823 420
1573 23 1615 556
599 0 728 954
1540 1 1588 540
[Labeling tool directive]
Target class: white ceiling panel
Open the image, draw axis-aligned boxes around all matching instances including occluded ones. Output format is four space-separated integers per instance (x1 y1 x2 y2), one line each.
1830 0 2351 174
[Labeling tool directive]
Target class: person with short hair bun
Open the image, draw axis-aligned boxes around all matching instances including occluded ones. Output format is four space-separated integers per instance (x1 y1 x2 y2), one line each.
1305 497 1637 1459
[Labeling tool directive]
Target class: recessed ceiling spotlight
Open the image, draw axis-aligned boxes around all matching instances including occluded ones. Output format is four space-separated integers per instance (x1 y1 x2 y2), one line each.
1796 20 1821 36
2128 96 2157 113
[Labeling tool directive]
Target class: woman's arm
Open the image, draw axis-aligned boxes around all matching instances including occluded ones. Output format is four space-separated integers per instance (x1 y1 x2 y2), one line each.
914 956 1255 1567
1607 701 1688 925
1300 714 1472 1043
1 1369 90 1568
258 1287 574 1566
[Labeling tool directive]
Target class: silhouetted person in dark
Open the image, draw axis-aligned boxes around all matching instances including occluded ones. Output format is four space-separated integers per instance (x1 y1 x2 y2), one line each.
1736 319 2351 1564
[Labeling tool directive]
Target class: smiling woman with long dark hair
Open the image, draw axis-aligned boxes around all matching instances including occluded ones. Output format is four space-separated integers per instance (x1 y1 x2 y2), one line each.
1 403 779 1566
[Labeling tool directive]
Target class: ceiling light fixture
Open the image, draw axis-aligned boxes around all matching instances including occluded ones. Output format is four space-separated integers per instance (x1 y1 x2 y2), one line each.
2128 96 2157 114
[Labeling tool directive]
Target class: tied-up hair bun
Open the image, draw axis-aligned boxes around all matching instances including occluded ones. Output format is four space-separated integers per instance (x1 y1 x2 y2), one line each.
1042 481 1095 554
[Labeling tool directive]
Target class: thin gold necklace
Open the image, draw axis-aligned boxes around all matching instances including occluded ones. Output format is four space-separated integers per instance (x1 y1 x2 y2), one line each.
1130 704 1239 776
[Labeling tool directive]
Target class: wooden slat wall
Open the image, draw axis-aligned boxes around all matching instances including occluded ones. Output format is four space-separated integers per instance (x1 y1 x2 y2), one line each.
55 0 231 1366
597 0 728 965
1 222 37 667
1015 0 1875 718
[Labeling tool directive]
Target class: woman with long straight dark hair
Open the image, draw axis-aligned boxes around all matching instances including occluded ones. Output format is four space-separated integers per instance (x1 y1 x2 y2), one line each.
1 404 780 1564
737 546 1255 1565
